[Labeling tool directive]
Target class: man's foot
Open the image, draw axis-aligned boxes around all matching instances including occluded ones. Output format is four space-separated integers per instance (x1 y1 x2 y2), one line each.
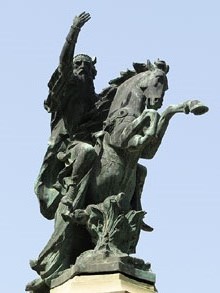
141 221 153 232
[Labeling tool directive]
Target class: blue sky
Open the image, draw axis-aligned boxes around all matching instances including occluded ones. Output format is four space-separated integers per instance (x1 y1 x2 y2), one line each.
1 1 219 292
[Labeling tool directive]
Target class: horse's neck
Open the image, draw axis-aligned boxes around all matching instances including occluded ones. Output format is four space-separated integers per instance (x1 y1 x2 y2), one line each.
109 74 145 115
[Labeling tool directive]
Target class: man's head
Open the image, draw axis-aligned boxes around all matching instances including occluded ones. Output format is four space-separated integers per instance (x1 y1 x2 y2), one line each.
72 54 97 80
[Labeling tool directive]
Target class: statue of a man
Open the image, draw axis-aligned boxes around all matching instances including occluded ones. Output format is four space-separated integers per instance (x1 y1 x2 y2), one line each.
27 14 209 292
35 12 99 219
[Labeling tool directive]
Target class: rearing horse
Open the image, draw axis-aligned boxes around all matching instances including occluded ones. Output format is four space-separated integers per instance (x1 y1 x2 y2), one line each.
28 61 208 291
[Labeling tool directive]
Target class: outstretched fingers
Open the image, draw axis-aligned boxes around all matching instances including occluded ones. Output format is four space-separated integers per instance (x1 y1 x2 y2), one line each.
74 12 91 28
78 11 91 20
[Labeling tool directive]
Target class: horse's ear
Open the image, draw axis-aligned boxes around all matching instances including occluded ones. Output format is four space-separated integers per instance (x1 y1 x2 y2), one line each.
154 59 169 74
146 59 154 70
133 62 148 73
92 56 97 65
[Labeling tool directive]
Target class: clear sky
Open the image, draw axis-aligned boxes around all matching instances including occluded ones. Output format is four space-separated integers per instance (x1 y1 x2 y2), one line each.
1 1 219 292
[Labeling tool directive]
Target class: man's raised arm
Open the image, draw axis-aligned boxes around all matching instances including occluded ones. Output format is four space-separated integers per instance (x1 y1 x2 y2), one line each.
59 12 91 70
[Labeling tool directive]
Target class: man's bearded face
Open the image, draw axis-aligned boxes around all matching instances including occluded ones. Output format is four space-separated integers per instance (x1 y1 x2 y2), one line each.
73 56 94 81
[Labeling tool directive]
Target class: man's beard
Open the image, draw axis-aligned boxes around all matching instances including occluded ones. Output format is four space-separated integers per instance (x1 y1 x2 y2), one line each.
76 73 95 97
77 72 93 84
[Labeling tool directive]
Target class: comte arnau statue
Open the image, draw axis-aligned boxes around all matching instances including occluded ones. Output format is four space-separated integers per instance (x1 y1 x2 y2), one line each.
26 12 208 292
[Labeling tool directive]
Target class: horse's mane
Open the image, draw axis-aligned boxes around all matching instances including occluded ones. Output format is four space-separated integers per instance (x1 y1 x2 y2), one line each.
108 60 154 87
96 60 154 110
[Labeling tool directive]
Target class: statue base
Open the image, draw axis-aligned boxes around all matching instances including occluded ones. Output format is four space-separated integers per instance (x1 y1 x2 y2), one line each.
51 272 156 293
49 255 157 293
26 255 157 292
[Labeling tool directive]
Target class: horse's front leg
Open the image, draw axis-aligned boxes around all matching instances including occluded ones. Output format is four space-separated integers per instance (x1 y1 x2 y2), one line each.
109 109 155 148
125 110 160 150
141 99 208 159
157 99 208 139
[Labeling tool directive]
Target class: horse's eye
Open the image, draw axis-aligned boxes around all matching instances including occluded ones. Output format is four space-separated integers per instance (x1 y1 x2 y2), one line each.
157 76 164 84
154 76 164 87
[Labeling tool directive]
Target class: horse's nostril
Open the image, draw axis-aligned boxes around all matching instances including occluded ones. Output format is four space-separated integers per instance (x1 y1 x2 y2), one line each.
140 86 147 92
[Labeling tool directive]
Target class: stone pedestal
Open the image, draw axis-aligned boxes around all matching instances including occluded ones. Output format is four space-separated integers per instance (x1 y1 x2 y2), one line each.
51 273 156 293
26 255 157 293
47 256 157 293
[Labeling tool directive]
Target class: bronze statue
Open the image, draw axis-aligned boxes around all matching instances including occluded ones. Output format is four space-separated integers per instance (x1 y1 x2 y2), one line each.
26 12 208 293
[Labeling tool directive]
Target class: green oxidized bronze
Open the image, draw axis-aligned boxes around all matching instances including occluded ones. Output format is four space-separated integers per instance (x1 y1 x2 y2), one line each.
63 192 146 257
26 11 208 293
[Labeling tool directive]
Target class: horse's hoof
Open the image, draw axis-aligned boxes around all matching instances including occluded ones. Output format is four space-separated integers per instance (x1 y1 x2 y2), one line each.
189 100 209 115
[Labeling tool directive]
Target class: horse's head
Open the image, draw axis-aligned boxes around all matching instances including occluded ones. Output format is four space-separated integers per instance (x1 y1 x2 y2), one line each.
138 61 168 111
108 60 169 118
